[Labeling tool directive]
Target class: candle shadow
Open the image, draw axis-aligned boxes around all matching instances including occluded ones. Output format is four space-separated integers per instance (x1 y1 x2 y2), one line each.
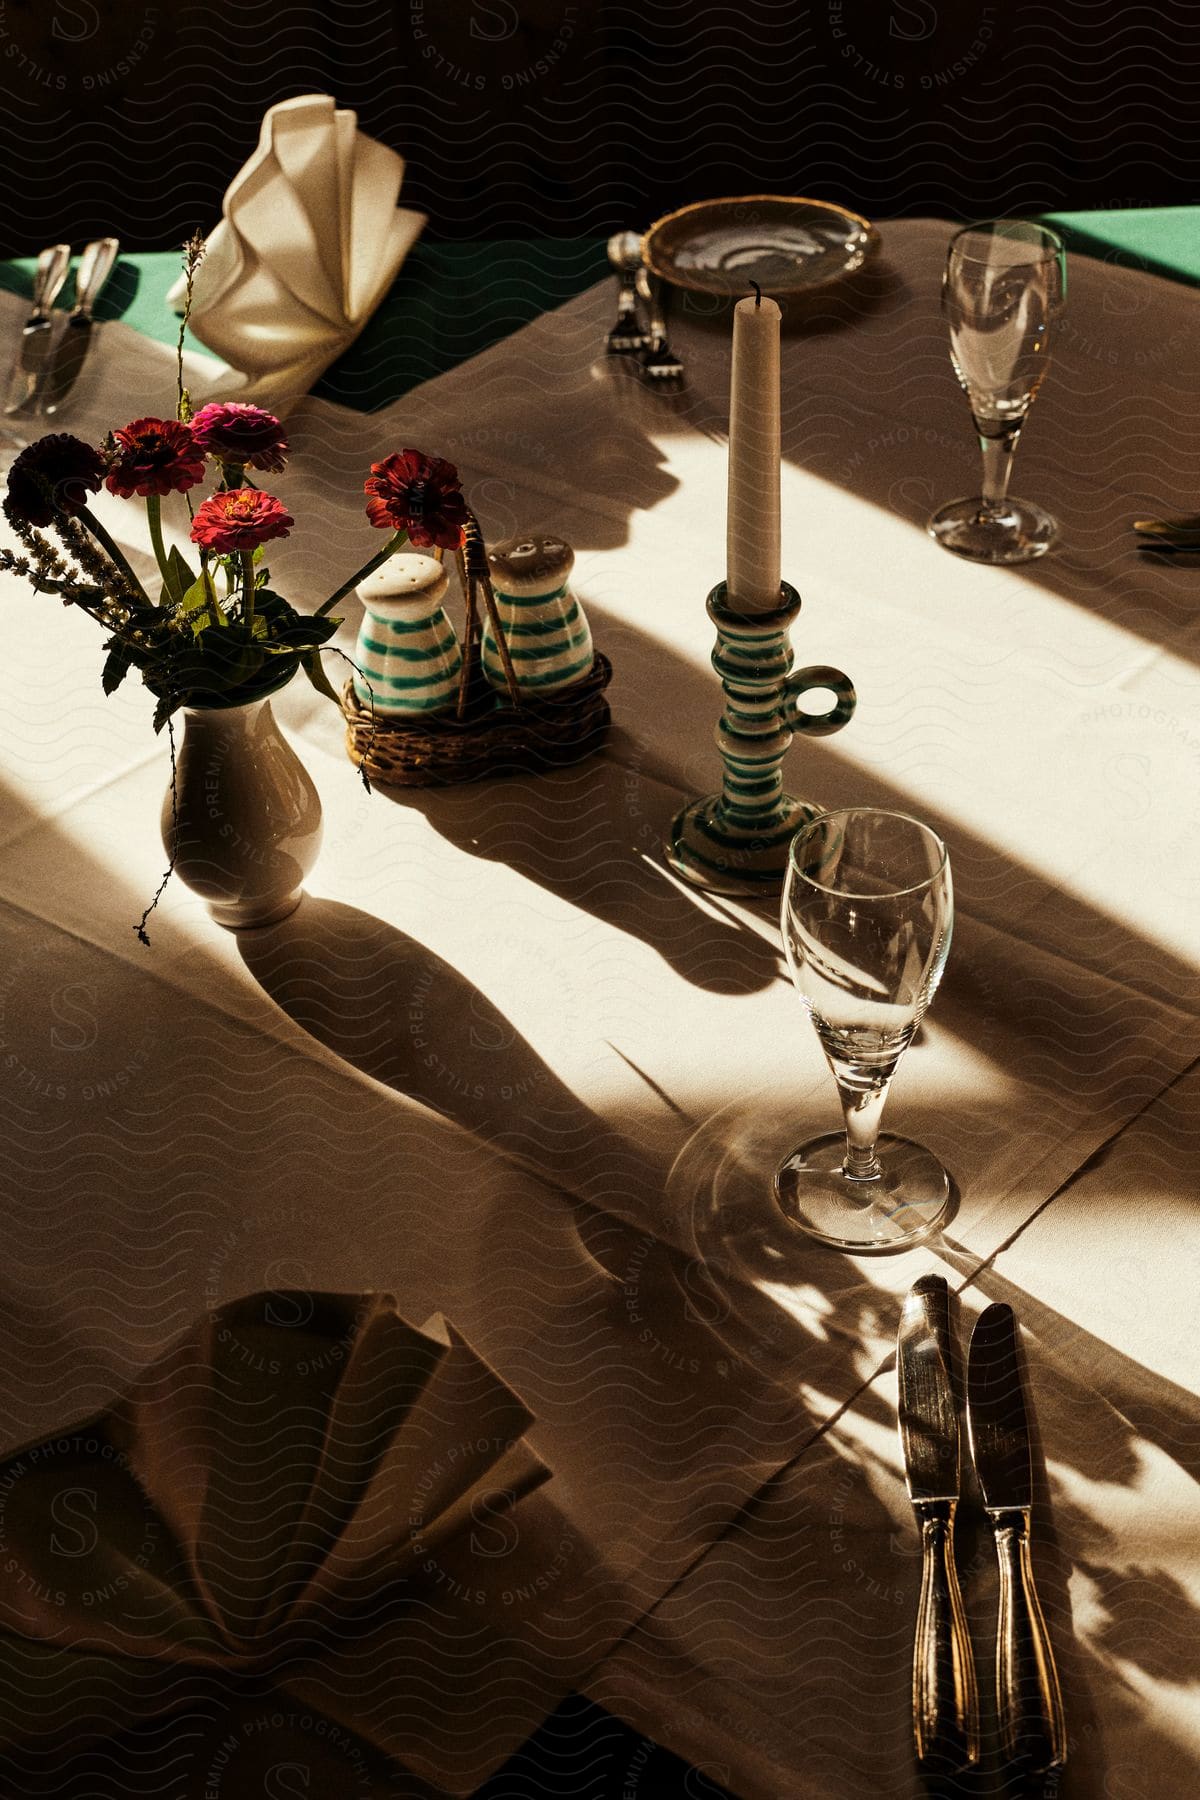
374 765 787 999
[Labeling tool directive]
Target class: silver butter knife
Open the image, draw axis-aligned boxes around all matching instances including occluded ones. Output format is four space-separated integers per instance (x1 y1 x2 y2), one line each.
4 242 72 415
967 1303 1067 1774
897 1274 980 1773
1134 513 1200 537
43 236 119 415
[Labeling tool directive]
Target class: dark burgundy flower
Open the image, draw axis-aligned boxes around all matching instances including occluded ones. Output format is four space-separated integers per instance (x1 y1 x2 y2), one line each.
363 449 467 550
189 487 293 554
190 401 289 473
105 417 207 498
6 433 104 527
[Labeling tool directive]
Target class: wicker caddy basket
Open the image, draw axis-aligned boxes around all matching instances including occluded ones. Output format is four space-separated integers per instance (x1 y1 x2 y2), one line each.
340 512 612 787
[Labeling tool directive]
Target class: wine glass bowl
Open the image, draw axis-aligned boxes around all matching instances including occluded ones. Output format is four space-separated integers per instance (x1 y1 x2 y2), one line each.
775 808 954 1252
929 219 1066 565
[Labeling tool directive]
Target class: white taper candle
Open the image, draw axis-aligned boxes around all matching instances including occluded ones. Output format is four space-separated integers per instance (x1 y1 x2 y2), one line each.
726 290 782 614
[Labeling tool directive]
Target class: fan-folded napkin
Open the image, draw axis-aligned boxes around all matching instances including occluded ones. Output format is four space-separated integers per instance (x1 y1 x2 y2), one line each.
0 1290 579 1795
168 93 425 410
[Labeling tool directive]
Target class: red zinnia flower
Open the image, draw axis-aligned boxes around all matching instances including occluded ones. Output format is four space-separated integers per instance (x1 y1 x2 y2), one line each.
6 433 104 527
190 402 289 473
105 417 207 498
363 449 467 550
190 488 294 554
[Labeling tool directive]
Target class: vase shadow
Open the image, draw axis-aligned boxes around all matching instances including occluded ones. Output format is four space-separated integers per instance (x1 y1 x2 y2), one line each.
236 894 679 1230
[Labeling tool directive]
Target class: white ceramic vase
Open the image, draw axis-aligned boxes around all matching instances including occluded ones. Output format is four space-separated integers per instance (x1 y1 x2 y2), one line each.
162 691 323 930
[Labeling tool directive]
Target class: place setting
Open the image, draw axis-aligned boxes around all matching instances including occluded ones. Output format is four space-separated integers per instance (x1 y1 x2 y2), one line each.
0 20 1197 1800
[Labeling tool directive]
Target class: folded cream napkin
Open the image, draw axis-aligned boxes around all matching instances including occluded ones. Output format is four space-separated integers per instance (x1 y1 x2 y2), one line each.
0 1290 558 1796
168 93 425 410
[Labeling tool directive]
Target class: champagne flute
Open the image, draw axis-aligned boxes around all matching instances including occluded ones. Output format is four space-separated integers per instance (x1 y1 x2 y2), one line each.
776 808 953 1252
929 220 1066 565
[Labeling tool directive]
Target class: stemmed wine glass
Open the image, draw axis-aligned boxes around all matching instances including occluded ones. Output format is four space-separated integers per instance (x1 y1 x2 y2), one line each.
929 219 1066 565
775 808 954 1252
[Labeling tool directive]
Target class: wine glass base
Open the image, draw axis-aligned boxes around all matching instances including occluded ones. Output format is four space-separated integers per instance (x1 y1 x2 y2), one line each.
928 495 1057 564
774 1132 951 1251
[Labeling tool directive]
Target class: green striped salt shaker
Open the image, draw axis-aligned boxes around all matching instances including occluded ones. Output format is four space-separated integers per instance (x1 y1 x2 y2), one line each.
353 553 462 716
483 532 594 696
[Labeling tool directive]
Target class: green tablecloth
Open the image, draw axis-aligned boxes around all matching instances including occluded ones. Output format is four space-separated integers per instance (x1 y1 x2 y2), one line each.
0 240 608 414
0 211 1193 415
1043 205 1200 288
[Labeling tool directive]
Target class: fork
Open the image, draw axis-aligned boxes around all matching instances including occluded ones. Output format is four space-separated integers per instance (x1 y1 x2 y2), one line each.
635 268 684 382
605 230 649 355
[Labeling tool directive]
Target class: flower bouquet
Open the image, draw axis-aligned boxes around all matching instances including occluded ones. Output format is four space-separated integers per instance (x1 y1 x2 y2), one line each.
0 237 472 937
0 407 468 734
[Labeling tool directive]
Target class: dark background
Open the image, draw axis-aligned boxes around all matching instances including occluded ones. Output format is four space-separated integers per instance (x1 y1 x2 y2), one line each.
0 0 1198 253
0 6 1190 1796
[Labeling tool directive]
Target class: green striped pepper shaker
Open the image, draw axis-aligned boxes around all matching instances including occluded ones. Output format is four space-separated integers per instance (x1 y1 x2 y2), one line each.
353 553 462 716
483 532 594 696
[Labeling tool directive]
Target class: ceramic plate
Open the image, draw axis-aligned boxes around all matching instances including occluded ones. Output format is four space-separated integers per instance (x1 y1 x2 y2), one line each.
642 196 879 297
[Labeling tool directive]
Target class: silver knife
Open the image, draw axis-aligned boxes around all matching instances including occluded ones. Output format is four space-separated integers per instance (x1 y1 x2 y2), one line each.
967 1302 1067 1773
43 236 119 415
897 1274 980 1773
4 242 72 415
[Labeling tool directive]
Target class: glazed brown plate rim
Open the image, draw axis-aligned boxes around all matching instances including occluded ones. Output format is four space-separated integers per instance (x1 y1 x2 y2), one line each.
642 195 880 296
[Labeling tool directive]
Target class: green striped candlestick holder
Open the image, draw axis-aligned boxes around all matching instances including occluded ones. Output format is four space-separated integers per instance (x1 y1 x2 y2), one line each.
665 580 856 897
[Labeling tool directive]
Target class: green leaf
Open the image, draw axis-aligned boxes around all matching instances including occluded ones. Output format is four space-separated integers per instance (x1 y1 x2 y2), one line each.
302 650 342 706
276 615 339 650
159 545 197 609
101 641 134 696
180 569 232 633
152 691 182 734
243 588 338 650
162 627 265 698
253 586 294 620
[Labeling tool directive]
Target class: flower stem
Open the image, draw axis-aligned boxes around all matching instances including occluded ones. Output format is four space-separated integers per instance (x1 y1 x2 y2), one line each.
76 506 149 603
315 529 407 617
241 550 255 630
144 494 172 584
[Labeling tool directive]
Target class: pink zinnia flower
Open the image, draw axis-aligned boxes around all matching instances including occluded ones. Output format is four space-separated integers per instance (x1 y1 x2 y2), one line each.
105 417 207 498
190 487 293 554
190 402 289 473
363 449 467 550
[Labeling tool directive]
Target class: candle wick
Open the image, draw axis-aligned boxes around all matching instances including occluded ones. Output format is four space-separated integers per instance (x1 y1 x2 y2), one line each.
750 281 762 308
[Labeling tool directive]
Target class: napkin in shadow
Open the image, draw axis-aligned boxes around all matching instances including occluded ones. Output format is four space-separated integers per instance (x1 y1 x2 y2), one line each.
168 93 425 410
0 1290 559 1795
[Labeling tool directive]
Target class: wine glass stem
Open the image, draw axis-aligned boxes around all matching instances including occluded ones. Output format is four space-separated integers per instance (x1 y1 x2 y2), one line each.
835 1076 890 1181
976 423 1019 519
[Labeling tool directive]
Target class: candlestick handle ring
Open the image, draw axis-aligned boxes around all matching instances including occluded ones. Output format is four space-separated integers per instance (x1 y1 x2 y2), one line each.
783 664 857 737
664 580 857 897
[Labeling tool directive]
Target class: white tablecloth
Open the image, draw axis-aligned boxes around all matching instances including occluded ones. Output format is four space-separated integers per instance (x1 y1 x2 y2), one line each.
0 218 1196 1796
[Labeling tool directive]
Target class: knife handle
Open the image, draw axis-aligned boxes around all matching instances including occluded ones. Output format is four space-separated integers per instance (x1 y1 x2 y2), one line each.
32 243 71 318
993 1514 1067 1771
72 237 119 319
913 1500 979 1771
